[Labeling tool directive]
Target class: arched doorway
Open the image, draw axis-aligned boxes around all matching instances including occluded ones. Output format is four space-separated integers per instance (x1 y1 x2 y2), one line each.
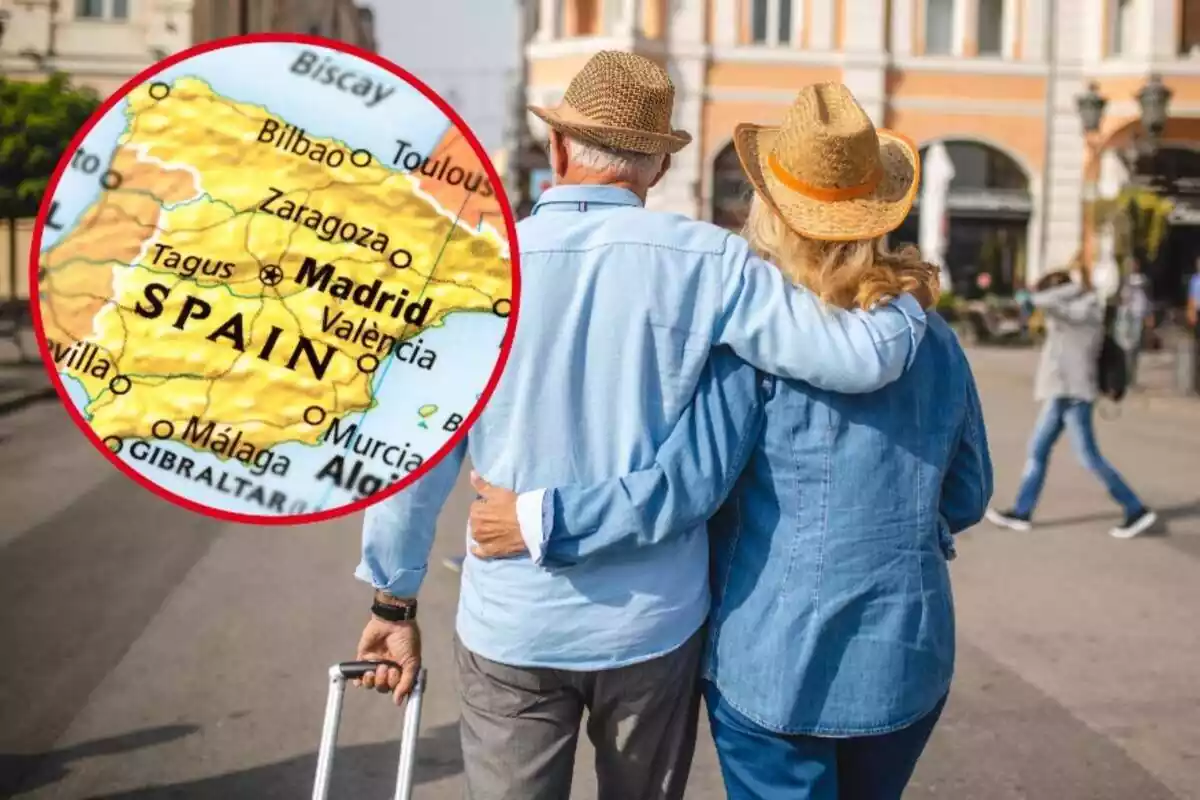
711 142 753 231
1158 146 1200 309
892 140 1033 299
1124 144 1200 311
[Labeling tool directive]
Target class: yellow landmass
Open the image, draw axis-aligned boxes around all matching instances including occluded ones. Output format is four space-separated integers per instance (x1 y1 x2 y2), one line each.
40 146 199 346
39 77 512 455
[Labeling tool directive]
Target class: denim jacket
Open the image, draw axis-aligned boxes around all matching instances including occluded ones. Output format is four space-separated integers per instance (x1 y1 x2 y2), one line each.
529 315 992 731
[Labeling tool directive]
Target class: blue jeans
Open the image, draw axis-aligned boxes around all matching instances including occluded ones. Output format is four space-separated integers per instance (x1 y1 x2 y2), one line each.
705 682 946 800
1013 397 1143 518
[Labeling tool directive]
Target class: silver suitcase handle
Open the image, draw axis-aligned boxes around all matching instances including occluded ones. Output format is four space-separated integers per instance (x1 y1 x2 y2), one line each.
312 661 427 800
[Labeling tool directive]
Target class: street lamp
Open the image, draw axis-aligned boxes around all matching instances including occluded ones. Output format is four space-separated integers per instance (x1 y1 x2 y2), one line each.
1137 74 1172 140
1074 75 1195 394
1074 83 1107 285
1074 74 1174 177
1076 82 1107 136
1074 75 1174 268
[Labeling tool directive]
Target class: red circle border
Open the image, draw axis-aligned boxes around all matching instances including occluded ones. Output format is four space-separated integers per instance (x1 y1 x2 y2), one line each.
26 33 522 527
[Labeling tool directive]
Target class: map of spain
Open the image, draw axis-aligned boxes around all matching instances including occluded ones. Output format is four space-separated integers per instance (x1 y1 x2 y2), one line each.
35 38 517 521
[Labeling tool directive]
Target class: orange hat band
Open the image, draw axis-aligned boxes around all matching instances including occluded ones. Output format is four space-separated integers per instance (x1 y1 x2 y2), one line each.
767 152 883 202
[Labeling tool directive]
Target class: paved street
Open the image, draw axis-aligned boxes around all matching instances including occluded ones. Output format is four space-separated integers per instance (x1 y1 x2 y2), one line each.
0 333 53 416
1 346 1198 800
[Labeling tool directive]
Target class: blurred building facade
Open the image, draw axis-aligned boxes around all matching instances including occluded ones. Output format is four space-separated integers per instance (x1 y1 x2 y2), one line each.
191 0 375 50
0 0 193 96
525 0 1200 296
0 0 375 100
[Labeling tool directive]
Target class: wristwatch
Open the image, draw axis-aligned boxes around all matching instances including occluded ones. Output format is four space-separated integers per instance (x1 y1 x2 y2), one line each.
371 590 417 622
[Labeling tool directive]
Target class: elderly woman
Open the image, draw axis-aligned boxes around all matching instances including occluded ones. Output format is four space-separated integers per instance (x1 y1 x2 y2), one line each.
468 83 992 799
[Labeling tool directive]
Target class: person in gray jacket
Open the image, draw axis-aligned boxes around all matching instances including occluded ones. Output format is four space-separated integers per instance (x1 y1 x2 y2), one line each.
987 265 1157 539
1115 268 1151 388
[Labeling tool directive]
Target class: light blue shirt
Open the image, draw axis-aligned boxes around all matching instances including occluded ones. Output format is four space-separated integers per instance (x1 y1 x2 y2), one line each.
357 184 927 671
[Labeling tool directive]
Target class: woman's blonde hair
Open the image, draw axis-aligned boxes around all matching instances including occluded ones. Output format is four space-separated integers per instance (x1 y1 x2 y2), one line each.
743 196 941 310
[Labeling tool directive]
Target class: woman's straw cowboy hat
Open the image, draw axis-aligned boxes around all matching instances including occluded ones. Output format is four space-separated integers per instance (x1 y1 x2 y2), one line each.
734 82 920 242
528 51 692 156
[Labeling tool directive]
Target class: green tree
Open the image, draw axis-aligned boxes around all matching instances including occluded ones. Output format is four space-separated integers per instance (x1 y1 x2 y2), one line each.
0 72 100 219
1 72 97 314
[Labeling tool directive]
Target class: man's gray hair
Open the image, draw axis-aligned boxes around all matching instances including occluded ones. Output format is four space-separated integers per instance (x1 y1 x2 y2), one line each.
565 136 666 185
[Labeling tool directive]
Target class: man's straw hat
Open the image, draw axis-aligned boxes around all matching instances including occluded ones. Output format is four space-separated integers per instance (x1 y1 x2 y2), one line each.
528 51 692 156
734 83 920 242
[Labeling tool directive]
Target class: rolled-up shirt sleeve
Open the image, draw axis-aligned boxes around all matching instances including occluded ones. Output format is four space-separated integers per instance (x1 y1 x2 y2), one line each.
516 488 550 564
514 349 767 568
356 440 467 597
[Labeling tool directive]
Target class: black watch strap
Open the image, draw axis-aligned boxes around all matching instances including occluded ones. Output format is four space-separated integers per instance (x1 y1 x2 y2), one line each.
371 600 417 622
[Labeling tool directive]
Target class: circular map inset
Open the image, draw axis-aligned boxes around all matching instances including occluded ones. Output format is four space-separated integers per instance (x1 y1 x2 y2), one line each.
32 35 519 524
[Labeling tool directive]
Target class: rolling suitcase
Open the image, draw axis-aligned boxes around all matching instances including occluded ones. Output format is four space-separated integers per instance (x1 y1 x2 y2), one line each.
312 661 427 800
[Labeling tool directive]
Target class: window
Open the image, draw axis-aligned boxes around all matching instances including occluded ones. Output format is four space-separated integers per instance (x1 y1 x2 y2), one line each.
976 0 1004 55
576 0 598 35
941 141 1029 192
751 0 769 42
749 0 793 45
777 0 792 44
77 0 128 18
1111 0 1135 56
1181 0 1200 55
924 0 954 55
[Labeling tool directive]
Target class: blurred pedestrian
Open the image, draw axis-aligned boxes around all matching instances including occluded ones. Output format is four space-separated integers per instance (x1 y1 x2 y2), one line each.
1015 285 1032 329
987 264 1157 539
1115 269 1151 388
1188 257 1200 337
1189 257 1200 395
1189 260 1199 318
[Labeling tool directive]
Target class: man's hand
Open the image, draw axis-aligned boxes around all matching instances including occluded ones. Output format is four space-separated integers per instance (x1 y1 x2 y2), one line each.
468 471 526 560
354 616 421 705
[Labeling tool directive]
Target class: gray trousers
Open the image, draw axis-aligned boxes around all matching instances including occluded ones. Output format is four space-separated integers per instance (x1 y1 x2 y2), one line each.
455 627 704 800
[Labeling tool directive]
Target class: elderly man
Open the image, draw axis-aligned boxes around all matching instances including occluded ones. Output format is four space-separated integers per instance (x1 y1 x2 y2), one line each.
353 51 928 800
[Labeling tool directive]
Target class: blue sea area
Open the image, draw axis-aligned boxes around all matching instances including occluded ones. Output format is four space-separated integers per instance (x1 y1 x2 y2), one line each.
61 375 93 416
115 311 510 517
43 40 455 251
